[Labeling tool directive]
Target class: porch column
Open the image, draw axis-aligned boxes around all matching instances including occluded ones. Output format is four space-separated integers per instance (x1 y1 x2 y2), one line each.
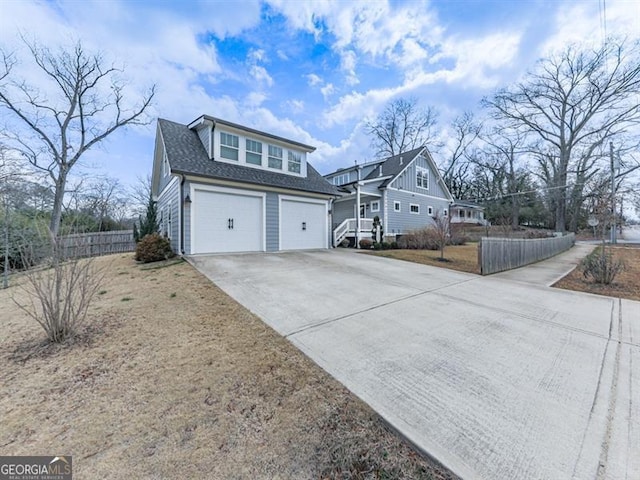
355 168 361 249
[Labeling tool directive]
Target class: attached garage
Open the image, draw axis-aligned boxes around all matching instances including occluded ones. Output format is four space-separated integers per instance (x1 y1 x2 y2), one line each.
280 197 328 250
191 187 264 254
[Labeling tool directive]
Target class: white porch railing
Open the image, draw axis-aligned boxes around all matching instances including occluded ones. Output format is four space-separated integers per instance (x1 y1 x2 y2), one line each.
333 218 374 246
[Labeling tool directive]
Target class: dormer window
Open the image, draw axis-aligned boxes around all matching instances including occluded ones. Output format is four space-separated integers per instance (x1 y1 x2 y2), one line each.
288 150 301 173
220 132 239 160
246 139 262 165
416 167 429 189
333 173 350 185
268 145 283 169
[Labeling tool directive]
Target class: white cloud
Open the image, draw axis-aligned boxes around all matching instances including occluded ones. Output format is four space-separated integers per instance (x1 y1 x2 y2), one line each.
542 0 640 55
306 73 323 86
340 49 359 85
249 65 274 87
286 99 305 113
245 92 268 107
320 83 335 99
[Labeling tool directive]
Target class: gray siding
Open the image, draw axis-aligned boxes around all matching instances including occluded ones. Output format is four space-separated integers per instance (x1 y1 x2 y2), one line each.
332 199 355 228
158 141 173 192
156 177 180 253
386 189 450 235
266 192 279 251
196 126 211 158
389 154 449 199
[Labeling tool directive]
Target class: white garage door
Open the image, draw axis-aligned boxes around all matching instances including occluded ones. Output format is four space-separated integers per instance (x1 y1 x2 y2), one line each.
192 189 263 253
280 198 327 250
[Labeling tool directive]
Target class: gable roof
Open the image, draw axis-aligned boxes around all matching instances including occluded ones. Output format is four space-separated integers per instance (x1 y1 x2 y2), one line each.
190 115 315 152
324 146 454 201
157 118 339 196
362 146 425 186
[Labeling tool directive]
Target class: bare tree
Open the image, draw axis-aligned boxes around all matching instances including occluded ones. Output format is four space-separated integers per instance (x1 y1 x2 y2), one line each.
366 97 439 158
432 212 450 260
483 39 640 231
13 235 104 342
440 112 482 199
0 37 155 237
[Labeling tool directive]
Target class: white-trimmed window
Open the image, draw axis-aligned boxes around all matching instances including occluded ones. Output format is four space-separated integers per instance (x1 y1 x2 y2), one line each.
246 139 262 165
410 204 420 214
428 206 433 216
166 203 172 239
268 145 283 169
162 152 169 176
394 201 401 212
288 150 301 173
333 173 350 185
416 167 429 189
370 200 380 212
220 132 239 160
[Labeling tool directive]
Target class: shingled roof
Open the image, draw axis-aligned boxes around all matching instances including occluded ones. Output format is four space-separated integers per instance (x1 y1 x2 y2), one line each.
158 118 339 196
362 146 425 187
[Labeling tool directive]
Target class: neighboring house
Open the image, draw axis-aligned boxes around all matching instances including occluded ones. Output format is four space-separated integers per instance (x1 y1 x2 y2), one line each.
152 115 339 254
324 147 454 245
450 200 487 225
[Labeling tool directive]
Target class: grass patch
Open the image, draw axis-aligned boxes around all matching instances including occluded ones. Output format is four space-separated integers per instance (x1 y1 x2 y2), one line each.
0 254 457 479
553 246 640 301
170 292 176 298
370 243 479 274
98 290 107 295
120 296 133 302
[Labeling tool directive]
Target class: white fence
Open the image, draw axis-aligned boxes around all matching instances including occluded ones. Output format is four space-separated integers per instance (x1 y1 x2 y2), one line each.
479 233 575 275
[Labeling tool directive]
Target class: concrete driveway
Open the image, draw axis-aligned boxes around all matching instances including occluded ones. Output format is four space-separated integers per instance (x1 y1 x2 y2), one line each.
189 250 639 480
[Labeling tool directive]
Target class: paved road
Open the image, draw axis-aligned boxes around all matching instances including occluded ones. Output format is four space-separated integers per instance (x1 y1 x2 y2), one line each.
622 225 640 244
190 250 639 480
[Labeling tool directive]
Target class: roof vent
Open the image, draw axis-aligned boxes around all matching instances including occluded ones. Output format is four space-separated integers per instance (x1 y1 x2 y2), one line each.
379 164 383 176
400 156 403 165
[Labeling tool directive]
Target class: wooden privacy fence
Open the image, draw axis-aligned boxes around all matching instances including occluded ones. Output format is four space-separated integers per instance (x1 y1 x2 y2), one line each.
59 230 136 258
478 233 575 275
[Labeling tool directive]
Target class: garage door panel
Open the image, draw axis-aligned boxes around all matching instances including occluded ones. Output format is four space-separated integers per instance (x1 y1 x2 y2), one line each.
193 190 263 253
281 198 326 250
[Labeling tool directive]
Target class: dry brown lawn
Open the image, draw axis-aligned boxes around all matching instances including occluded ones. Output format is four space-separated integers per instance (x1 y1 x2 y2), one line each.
553 246 640 301
0 254 457 480
370 244 479 274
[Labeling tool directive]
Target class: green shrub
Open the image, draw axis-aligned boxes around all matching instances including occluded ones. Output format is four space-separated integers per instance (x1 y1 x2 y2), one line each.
359 238 373 249
134 233 175 263
390 241 399 249
580 248 625 285
340 238 350 248
373 242 383 250
381 241 392 250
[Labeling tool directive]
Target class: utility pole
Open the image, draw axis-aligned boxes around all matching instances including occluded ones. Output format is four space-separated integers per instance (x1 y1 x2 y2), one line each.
610 141 617 244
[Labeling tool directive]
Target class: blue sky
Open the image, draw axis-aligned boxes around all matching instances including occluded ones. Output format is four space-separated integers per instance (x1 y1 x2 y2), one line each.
1 0 639 189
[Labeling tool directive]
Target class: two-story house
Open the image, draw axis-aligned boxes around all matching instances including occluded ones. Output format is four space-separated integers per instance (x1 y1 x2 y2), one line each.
152 115 339 254
324 147 454 245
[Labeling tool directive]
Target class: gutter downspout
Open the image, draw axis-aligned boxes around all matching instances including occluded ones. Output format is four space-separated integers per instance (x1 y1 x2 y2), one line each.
179 174 185 255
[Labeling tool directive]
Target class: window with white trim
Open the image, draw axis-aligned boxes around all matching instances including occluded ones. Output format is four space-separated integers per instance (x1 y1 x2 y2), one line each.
288 150 301 173
394 201 401 212
246 139 262 165
268 145 283 169
410 204 420 214
370 200 380 212
332 173 350 185
428 206 433 216
416 166 429 189
166 202 172 239
162 152 169 176
220 132 239 160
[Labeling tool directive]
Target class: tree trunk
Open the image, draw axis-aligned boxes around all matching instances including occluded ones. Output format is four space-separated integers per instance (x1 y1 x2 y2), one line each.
49 170 67 237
